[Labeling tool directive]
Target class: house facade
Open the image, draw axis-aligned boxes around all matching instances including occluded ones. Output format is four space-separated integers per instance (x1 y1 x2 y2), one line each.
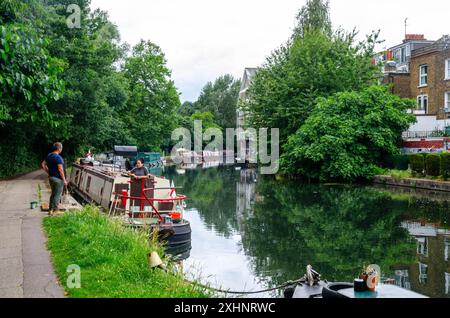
382 34 435 73
382 35 450 152
409 36 450 119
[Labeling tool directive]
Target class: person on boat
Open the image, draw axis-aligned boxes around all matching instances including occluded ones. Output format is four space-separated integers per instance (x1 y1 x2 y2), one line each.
128 159 150 180
41 142 68 216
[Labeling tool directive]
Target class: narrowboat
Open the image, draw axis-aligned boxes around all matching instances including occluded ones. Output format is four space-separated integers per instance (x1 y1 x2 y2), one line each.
68 146 191 249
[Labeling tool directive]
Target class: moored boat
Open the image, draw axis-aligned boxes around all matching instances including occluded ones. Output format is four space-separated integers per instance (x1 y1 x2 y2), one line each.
68 147 191 249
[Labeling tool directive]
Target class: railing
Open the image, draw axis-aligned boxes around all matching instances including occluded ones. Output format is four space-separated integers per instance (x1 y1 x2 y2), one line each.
110 178 187 225
402 130 447 139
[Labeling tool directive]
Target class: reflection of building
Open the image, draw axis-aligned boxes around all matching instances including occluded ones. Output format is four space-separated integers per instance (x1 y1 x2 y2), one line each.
236 169 257 221
237 68 258 162
397 221 450 297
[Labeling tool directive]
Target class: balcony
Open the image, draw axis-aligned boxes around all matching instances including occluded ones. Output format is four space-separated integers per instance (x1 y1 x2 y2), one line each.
402 130 447 139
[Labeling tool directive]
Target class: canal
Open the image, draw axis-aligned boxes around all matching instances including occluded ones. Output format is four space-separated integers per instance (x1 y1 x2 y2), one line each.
162 165 450 298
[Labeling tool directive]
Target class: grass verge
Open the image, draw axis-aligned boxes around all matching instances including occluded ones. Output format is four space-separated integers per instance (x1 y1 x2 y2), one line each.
43 205 210 298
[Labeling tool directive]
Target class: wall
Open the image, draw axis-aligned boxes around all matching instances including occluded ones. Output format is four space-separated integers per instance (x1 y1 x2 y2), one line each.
408 116 449 131
384 73 411 98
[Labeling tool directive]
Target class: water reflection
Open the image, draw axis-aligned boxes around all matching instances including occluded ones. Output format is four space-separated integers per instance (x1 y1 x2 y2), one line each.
163 166 450 298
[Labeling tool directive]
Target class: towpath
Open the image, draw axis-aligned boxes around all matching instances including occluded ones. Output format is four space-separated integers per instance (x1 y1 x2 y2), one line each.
0 170 65 298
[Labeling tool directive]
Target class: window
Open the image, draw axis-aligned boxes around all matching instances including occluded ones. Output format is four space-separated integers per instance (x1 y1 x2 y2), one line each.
419 65 428 86
419 262 428 285
417 237 428 256
401 47 406 63
446 59 450 80
445 92 450 112
446 273 450 295
395 270 411 290
417 95 428 112
445 237 450 261
86 176 92 193
394 47 407 63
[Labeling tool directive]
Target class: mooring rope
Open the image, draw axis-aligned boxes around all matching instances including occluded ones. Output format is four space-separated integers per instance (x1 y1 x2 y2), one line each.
160 266 305 295
185 277 305 295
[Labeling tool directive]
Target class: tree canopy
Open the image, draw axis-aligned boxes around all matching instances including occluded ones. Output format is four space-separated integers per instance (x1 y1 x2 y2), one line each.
243 0 415 181
281 86 416 181
0 0 181 177
180 74 241 130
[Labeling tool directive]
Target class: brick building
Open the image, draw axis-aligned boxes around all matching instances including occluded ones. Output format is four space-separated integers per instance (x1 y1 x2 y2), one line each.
409 35 450 120
381 35 450 152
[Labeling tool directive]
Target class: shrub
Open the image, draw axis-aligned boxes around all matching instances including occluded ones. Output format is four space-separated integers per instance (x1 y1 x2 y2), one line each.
409 154 425 175
383 154 410 170
425 154 441 177
441 152 450 179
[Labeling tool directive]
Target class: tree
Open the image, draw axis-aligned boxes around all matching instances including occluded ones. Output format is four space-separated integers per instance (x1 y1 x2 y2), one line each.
178 101 196 117
245 29 381 146
293 0 332 38
281 86 416 181
0 0 66 177
124 40 181 152
192 74 241 129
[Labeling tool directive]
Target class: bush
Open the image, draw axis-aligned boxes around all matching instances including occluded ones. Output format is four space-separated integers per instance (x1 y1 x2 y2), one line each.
409 154 425 175
441 152 450 179
383 154 410 170
425 154 441 177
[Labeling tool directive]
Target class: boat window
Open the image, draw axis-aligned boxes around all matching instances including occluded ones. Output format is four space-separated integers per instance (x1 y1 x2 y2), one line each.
86 176 92 193
75 170 80 185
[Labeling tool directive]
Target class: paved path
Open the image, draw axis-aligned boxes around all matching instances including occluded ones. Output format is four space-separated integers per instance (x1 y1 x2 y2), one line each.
0 170 65 298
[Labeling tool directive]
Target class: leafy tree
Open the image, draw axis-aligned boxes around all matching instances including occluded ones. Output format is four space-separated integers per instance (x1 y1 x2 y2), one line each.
178 101 196 117
0 0 181 177
245 29 381 147
293 0 332 38
0 0 66 177
0 26 64 125
281 86 416 181
191 74 241 129
190 112 221 131
124 40 181 152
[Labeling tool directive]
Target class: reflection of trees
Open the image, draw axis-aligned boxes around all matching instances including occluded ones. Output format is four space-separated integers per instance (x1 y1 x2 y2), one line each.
165 166 239 238
165 166 448 290
405 198 450 229
240 178 417 286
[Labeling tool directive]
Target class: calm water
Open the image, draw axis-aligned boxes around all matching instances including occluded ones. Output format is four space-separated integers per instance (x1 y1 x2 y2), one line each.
162 166 450 298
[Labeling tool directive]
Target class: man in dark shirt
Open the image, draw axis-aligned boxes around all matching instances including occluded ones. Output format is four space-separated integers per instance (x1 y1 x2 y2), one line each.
41 142 68 215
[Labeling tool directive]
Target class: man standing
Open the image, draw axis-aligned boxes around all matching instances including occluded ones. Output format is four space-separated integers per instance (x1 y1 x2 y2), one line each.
41 142 68 215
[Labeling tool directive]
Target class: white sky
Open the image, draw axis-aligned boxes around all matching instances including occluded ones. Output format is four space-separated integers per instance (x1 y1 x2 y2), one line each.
90 0 450 102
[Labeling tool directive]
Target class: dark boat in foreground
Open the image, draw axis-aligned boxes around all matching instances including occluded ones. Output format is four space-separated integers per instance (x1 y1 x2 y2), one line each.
284 266 428 299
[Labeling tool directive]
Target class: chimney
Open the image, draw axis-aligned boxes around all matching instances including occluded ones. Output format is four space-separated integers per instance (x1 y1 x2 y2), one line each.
405 34 426 41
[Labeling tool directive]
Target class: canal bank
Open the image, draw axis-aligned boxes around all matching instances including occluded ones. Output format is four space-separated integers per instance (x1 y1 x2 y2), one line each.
43 206 211 298
374 175 450 192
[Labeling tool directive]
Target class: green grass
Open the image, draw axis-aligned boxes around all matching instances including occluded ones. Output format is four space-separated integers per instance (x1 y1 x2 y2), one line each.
43 205 211 298
386 169 413 179
379 169 448 181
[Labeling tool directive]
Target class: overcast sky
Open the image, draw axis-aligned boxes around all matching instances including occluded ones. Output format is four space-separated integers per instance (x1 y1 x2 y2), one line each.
90 0 450 102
